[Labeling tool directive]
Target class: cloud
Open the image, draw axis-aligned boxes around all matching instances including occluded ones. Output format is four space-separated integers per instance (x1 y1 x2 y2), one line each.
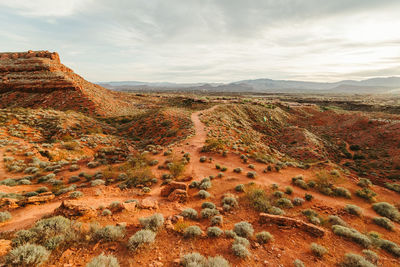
0 0 399 82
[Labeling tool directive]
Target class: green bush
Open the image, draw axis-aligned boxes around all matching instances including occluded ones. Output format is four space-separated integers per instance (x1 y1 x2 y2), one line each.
310 243 327 257
373 217 394 231
199 180 212 190
6 244 50 266
201 208 219 219
181 252 206 267
256 231 273 244
340 253 376 267
357 178 372 188
207 226 223 237
231 243 250 258
292 177 308 190
93 225 125 242
69 191 83 199
305 193 313 201
334 187 352 198
345 204 363 217
247 171 257 178
332 225 371 248
86 253 120 267
285 186 293 195
233 221 254 238
222 196 238 210
328 215 347 226
384 182 400 193
139 213 164 232
235 184 244 192
372 202 400 222
273 191 284 198
292 197 305 206
211 215 223 226
275 198 294 209
233 236 250 247
102 209 112 216
233 167 243 173
207 255 230 267
183 226 203 238
181 208 198 220
225 230 237 239
293 259 305 267
0 211 12 222
128 230 156 251
356 188 377 202
362 249 379 264
198 190 211 199
202 202 216 209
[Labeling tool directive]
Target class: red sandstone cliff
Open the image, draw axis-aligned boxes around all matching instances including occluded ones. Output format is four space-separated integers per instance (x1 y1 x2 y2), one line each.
0 50 135 116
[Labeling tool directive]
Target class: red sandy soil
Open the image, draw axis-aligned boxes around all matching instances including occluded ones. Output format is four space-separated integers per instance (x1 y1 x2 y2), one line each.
0 106 399 266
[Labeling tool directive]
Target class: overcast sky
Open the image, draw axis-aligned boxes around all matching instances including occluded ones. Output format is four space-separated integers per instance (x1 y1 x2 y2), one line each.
0 0 399 83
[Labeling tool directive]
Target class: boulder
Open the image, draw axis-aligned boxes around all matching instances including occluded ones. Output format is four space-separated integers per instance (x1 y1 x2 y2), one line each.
53 200 96 219
139 198 159 209
167 189 188 203
259 213 326 237
160 181 187 197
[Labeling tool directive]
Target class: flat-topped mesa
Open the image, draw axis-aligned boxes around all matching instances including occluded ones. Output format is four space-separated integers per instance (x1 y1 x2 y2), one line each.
0 50 134 116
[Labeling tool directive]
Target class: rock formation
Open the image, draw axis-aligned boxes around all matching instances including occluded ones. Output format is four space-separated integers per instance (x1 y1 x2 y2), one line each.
0 50 135 116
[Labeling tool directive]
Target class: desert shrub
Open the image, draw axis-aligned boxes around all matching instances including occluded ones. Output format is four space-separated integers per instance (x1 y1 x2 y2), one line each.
293 259 305 267
233 167 243 173
211 215 223 226
245 187 271 212
200 156 207 163
0 211 12 222
273 191 284 198
377 238 400 257
201 208 219 219
362 249 379 263
310 243 327 257
181 208 198 220
128 230 156 251
207 255 230 267
247 171 257 178
357 178 372 188
94 225 125 242
334 187 352 198
292 176 308 190
202 202 216 209
232 243 250 258
102 209 112 216
233 221 254 238
68 176 80 183
199 180 212 190
332 225 371 248
304 193 313 201
221 166 227 172
225 230 237 239
44 235 64 250
345 204 363 217
12 230 38 247
275 198 294 209
86 253 120 267
32 216 72 240
340 253 376 267
69 191 83 199
108 201 124 211
256 231 273 244
285 186 293 195
233 236 250 247
372 202 400 222
183 226 203 238
207 226 223 237
91 179 105 187
181 252 206 267
356 188 377 202
222 196 238 210
384 182 400 193
373 217 394 231
139 213 164 232
6 244 50 266
235 184 244 192
198 190 211 199
55 185 77 196
168 159 186 178
292 197 305 206
328 215 347 226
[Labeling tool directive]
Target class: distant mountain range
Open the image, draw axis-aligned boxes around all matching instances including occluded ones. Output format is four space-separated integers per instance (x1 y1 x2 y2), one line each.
98 76 400 94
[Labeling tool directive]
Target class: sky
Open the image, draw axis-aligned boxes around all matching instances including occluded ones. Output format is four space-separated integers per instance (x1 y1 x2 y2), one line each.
0 0 399 83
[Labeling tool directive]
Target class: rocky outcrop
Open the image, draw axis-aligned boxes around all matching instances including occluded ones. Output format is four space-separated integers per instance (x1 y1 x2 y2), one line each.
0 50 135 116
53 200 96 218
161 181 188 203
19 192 55 205
259 213 326 237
